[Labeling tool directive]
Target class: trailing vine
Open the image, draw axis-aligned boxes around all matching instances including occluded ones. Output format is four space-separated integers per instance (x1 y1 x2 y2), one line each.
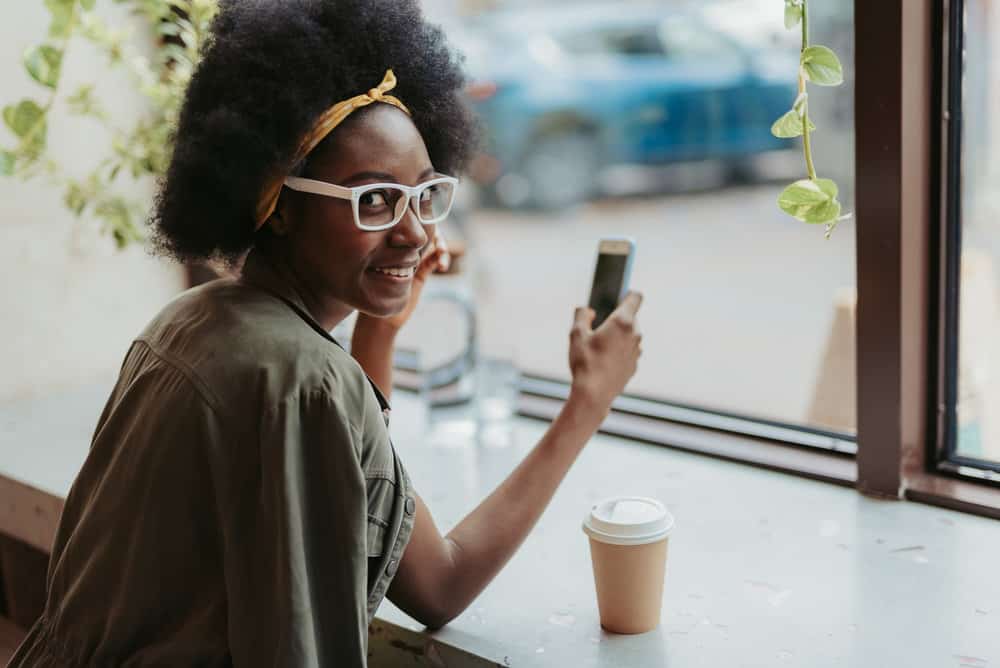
773 0 851 238
1 0 217 247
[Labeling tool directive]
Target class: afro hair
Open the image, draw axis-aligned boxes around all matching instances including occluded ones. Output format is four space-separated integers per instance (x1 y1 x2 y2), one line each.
151 0 478 264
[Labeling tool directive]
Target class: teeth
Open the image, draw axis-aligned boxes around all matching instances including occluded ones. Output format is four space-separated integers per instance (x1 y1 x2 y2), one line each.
374 266 413 278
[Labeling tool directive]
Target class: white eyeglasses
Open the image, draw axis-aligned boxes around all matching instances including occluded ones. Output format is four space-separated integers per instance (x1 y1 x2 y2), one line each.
283 174 459 231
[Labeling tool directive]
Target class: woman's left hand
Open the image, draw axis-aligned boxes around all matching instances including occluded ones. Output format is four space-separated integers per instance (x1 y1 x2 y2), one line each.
358 226 451 333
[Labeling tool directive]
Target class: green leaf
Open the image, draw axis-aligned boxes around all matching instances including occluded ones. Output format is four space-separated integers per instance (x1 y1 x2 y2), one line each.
98 198 145 248
3 100 45 138
792 91 808 115
801 45 844 86
157 22 182 38
771 109 817 138
0 150 15 176
778 178 842 224
64 181 89 215
805 196 841 224
67 84 94 114
80 0 96 9
784 1 802 29
96 197 130 237
161 43 192 67
44 0 75 38
23 45 63 89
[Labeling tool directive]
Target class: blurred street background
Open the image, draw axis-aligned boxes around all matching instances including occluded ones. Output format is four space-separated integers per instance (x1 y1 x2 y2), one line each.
4 0 1000 456
403 0 858 431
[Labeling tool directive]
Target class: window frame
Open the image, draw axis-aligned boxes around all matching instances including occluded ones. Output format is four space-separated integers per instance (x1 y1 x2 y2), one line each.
834 0 999 517
931 0 1000 482
510 0 1000 518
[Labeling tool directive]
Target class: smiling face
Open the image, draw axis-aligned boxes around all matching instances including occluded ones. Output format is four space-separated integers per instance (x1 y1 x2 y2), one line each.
272 103 434 323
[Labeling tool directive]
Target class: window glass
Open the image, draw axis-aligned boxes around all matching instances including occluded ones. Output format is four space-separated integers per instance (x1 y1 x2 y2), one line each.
955 0 1000 463
420 0 856 434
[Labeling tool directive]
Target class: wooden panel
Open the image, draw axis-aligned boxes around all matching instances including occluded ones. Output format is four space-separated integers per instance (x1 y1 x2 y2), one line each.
0 536 48 630
854 0 935 497
854 0 905 496
0 475 63 555
0 616 27 666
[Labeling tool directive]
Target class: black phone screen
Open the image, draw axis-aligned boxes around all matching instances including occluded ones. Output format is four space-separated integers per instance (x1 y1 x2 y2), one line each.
589 252 628 328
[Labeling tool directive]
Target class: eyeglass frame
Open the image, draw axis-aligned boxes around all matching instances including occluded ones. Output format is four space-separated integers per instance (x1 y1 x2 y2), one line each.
282 174 459 231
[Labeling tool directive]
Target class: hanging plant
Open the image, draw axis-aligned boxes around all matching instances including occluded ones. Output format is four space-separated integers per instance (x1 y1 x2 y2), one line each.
773 0 851 238
1 0 217 248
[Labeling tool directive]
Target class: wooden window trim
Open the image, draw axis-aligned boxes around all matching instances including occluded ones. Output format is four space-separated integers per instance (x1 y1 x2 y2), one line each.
855 0 1000 514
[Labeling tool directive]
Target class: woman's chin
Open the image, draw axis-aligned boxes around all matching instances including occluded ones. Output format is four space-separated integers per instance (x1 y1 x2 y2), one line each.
360 271 413 314
357 293 410 319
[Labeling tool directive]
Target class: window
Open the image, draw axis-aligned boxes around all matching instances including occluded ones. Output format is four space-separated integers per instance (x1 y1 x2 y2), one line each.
658 16 740 62
433 1 857 448
560 25 666 57
941 0 1000 472
411 0 1000 515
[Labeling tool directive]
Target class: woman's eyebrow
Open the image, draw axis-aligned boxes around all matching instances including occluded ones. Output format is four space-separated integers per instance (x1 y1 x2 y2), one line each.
341 171 397 184
341 167 436 185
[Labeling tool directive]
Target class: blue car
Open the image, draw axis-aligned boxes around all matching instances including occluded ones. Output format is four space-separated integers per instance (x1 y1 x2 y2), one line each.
456 4 799 209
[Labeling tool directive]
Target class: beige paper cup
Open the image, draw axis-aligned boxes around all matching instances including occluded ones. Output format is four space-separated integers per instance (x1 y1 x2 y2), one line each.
582 497 674 634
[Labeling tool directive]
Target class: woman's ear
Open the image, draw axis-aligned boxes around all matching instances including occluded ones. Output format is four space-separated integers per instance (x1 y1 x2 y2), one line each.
268 212 287 236
269 192 292 236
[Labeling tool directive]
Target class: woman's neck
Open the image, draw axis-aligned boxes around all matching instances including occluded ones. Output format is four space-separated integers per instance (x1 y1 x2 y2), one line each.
252 248 354 332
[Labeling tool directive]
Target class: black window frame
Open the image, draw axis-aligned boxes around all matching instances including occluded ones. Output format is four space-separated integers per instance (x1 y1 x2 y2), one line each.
932 0 1000 481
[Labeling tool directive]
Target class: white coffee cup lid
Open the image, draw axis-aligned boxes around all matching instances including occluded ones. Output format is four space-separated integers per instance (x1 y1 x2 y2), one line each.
582 496 674 546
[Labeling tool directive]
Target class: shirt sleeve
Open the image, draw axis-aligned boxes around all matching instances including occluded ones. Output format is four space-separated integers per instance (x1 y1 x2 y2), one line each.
223 386 369 667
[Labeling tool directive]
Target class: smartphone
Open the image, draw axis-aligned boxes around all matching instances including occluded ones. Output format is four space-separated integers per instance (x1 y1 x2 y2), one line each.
588 237 636 329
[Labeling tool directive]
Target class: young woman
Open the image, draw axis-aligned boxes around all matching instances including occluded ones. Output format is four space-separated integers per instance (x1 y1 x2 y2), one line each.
10 1 642 665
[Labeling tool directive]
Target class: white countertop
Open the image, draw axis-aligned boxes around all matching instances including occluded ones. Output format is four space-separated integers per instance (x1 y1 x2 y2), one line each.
383 392 1000 668
1 382 998 667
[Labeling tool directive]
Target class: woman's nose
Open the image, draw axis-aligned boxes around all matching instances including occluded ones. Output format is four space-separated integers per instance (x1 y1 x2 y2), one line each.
389 200 428 249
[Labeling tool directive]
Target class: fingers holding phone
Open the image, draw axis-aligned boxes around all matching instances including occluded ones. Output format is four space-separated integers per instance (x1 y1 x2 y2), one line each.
598 290 642 335
569 238 643 410
569 291 644 410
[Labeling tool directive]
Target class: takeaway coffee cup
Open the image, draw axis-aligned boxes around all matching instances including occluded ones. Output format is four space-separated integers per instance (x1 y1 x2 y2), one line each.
582 496 674 634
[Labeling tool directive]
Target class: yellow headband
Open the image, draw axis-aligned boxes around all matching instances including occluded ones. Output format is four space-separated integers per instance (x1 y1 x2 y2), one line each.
254 69 411 229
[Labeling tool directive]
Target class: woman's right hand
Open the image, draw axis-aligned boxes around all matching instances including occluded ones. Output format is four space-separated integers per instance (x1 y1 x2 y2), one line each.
567 291 644 413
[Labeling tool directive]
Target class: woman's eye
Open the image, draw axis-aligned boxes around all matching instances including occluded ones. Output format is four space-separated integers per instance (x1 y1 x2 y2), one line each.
360 190 389 207
419 185 438 202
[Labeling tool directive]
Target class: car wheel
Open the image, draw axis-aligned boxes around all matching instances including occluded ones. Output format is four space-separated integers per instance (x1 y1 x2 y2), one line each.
505 131 600 210
726 156 759 185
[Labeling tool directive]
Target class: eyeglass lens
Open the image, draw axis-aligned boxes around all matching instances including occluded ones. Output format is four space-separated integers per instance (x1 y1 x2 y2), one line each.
357 181 455 229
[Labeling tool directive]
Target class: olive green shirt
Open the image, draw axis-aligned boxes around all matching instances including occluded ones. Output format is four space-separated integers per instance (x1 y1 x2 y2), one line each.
10 252 416 667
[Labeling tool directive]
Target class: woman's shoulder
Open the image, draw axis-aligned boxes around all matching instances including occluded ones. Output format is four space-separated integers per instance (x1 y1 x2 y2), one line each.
136 278 371 421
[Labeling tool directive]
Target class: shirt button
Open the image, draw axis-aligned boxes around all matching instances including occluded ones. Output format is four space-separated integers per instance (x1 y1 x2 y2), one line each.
405 497 416 516
386 559 398 577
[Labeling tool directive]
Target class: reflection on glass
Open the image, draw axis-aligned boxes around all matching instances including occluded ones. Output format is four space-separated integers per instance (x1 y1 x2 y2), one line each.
428 0 856 433
956 0 1000 463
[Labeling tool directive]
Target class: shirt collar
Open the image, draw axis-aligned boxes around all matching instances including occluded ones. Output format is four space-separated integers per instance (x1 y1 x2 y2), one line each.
240 249 335 343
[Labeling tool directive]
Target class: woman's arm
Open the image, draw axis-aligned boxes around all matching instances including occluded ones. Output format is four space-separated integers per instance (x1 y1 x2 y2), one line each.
388 294 643 628
387 390 607 628
349 317 398 399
